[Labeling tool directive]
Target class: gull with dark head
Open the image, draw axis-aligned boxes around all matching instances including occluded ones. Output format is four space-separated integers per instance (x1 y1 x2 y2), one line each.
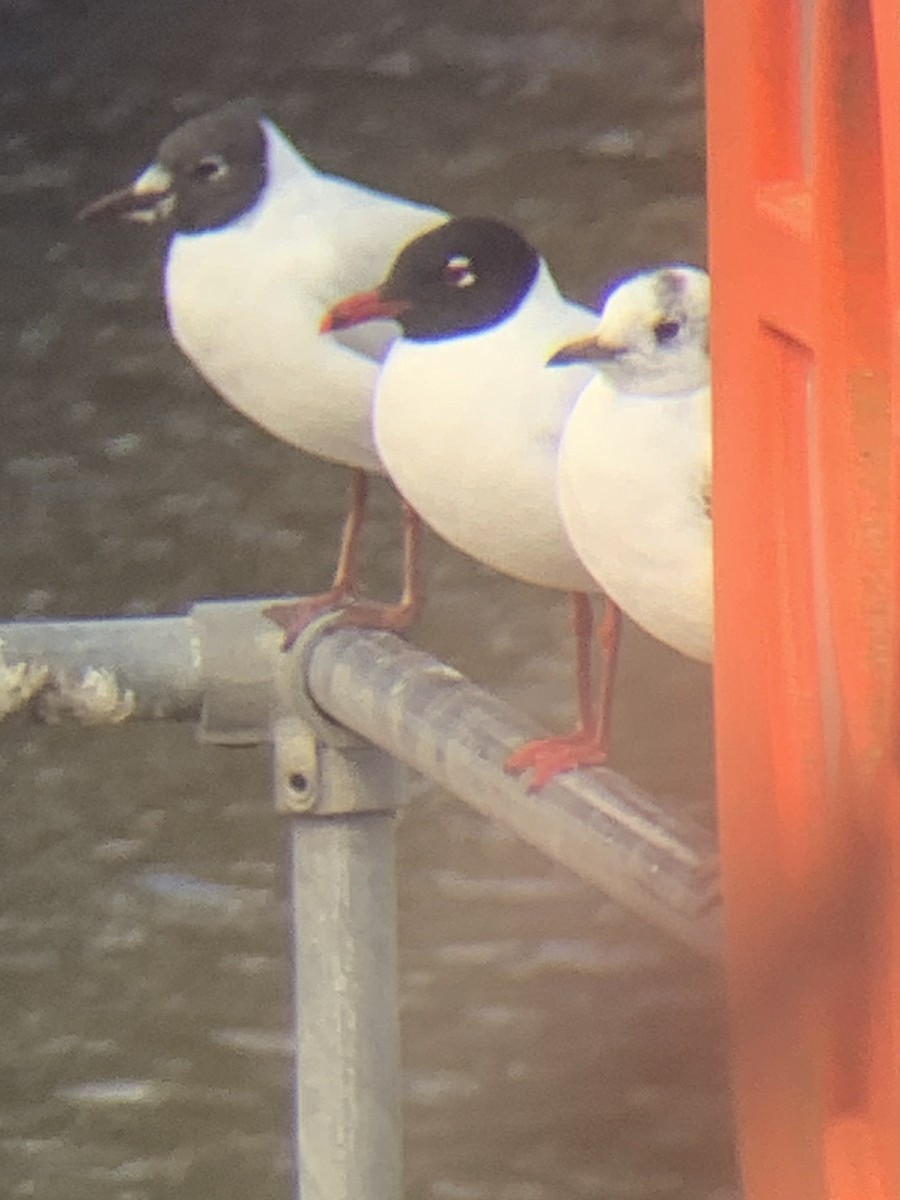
322 216 624 789
80 100 446 645
551 265 712 663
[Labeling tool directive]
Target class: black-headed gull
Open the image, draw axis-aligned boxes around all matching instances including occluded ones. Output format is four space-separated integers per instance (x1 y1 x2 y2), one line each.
550 265 711 662
79 100 446 645
321 216 623 789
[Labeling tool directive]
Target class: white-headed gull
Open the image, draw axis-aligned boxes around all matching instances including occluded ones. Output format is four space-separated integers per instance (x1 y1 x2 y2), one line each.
550 265 711 662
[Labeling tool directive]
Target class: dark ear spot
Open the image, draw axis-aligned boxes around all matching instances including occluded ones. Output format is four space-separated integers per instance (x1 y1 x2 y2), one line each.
655 270 687 310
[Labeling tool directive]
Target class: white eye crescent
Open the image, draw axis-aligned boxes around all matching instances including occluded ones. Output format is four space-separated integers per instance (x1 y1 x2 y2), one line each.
192 155 228 182
444 255 476 288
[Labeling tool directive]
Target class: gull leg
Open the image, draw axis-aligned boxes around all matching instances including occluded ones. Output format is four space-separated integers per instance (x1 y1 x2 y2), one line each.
265 468 369 649
505 592 622 790
329 499 423 634
330 468 369 595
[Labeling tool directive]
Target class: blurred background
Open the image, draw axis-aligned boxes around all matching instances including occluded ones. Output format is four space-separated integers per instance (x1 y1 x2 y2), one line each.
0 1 731 1197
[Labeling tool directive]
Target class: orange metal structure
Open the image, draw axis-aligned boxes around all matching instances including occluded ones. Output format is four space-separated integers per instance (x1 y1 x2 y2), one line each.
705 0 900 1196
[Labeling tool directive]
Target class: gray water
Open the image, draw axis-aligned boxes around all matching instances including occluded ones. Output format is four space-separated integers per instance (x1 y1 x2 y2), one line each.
0 2 733 1197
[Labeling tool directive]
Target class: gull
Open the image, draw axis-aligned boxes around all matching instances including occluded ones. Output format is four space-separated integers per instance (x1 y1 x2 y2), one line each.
550 265 712 663
321 216 624 788
79 100 446 645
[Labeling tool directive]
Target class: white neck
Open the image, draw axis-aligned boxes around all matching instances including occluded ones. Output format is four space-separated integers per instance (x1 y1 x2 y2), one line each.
261 118 321 188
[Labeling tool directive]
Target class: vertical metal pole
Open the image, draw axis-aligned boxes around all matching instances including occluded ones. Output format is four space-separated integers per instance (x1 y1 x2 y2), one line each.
274 717 405 1200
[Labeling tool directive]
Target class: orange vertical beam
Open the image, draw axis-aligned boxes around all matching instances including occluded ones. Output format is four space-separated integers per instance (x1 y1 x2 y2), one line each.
706 0 900 1197
870 2 900 1192
810 16 891 1191
706 3 829 1195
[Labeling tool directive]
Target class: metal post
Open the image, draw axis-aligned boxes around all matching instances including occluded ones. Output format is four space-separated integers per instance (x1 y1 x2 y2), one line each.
305 626 722 959
0 602 723 1196
0 604 722 957
274 715 406 1200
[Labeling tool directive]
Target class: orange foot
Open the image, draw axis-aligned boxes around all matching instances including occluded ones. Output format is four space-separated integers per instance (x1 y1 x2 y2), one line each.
264 588 353 651
332 599 418 636
505 731 608 791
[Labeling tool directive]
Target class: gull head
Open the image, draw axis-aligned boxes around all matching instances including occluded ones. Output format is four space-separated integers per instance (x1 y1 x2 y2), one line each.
79 100 269 235
550 266 709 396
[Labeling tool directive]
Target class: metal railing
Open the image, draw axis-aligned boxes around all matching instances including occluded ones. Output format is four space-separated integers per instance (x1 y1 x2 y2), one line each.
0 598 723 1200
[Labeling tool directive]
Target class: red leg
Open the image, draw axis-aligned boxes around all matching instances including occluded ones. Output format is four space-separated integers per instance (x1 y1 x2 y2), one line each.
505 592 622 790
265 469 368 648
330 468 369 594
329 499 423 634
593 596 622 758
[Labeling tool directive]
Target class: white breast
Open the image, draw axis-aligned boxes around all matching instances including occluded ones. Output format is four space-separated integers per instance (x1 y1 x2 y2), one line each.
559 379 712 660
373 272 598 592
163 130 445 471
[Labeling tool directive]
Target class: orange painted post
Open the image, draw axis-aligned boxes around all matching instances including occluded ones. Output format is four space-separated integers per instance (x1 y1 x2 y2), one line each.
705 0 900 1198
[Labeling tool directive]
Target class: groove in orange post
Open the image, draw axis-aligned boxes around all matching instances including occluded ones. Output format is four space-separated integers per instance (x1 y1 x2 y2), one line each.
870 0 900 1189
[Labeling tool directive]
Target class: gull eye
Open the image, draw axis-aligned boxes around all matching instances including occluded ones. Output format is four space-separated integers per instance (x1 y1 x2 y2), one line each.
653 318 681 345
442 255 477 288
192 155 228 182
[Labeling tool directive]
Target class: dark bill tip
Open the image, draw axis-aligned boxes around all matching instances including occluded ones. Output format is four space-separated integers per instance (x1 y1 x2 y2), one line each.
547 335 620 367
77 185 169 223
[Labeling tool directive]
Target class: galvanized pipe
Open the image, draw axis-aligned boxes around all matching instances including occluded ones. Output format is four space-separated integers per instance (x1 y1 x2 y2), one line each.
0 603 723 1200
288 810 401 1200
0 614 201 720
275 731 405 1200
304 627 722 960
0 604 721 957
